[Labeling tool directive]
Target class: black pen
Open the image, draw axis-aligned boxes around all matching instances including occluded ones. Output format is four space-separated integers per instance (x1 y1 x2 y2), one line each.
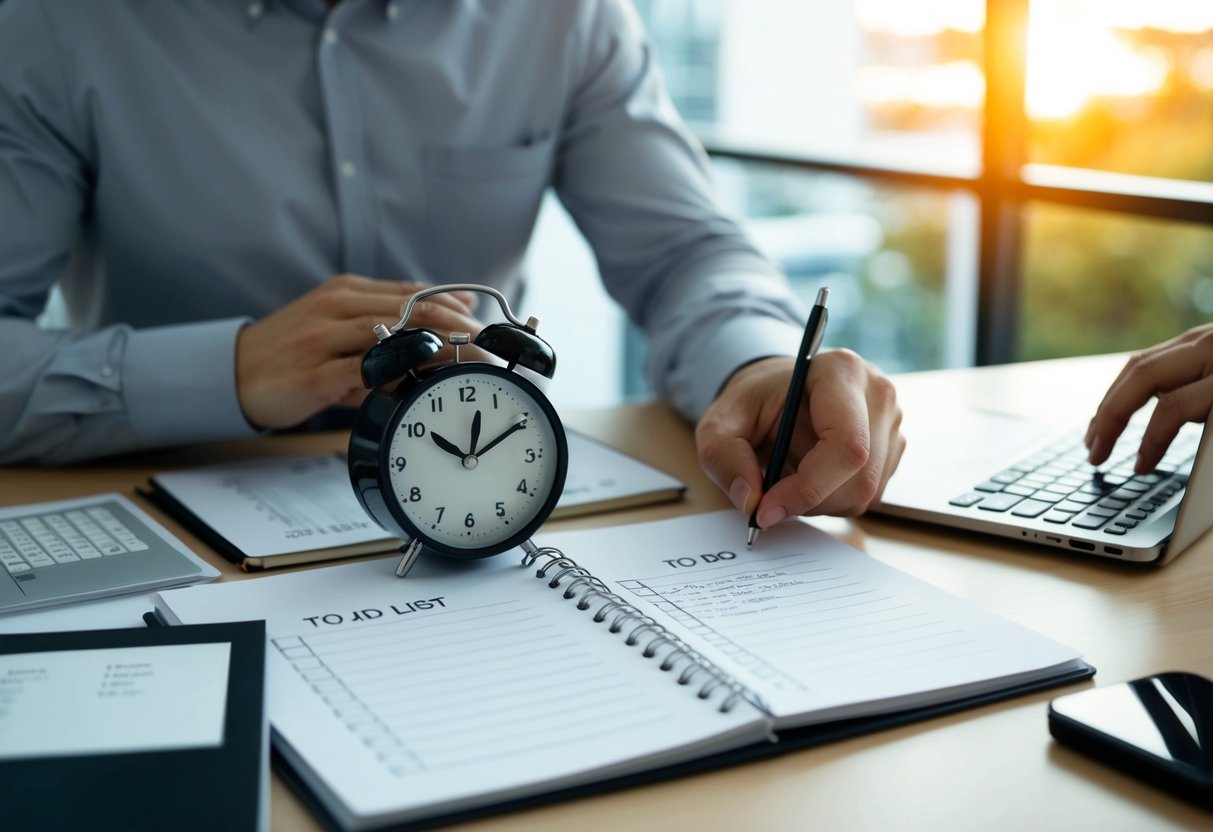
747 287 830 549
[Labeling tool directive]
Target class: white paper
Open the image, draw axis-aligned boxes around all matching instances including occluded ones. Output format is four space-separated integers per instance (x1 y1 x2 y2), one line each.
153 555 766 829
0 593 155 635
149 433 684 558
535 510 1086 727
153 455 386 557
0 642 230 759
557 432 684 514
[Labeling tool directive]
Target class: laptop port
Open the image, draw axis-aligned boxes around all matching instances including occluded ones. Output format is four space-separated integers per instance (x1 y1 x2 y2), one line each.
1068 540 1096 551
1104 546 1124 555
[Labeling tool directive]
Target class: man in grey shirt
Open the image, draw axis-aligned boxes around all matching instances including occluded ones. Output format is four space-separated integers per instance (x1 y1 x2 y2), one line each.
0 0 904 527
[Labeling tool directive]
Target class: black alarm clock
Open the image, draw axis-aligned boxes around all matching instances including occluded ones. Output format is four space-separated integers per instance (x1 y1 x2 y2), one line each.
348 284 568 577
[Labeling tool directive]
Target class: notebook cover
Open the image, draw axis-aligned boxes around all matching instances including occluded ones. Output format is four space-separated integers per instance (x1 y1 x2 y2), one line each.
275 661 1095 832
139 483 252 567
1 620 267 832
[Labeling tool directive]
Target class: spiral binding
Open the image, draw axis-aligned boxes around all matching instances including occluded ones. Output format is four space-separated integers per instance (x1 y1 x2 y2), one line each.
521 542 756 714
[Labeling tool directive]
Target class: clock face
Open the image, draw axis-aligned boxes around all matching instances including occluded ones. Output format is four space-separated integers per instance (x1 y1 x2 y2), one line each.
383 364 566 557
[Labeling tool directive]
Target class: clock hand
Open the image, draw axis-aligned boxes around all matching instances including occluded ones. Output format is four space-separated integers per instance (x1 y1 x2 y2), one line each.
474 415 528 458
430 431 466 460
470 410 482 455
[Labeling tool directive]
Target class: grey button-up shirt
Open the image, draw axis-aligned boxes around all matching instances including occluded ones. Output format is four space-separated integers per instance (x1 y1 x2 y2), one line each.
0 0 803 463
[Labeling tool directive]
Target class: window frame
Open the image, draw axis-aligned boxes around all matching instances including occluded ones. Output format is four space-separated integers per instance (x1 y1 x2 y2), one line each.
698 0 1213 365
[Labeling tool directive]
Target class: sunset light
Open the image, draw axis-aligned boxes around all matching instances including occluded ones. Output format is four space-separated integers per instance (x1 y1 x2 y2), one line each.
856 0 1211 123
1025 4 1169 120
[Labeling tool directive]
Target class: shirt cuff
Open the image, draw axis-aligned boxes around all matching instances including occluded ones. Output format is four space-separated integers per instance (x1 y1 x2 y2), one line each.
673 315 806 420
122 318 260 446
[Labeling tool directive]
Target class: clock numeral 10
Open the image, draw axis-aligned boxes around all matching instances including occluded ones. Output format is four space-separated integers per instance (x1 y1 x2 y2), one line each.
405 422 426 438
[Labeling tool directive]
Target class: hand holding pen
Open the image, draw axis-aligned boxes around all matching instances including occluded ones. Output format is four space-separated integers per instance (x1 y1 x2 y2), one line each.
746 288 831 548
693 288 907 545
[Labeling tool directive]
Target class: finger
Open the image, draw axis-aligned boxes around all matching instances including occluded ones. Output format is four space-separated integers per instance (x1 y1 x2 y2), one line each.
695 401 771 516
319 278 474 325
756 366 870 525
1086 327 1213 456
1087 343 1211 464
401 284 478 316
812 384 902 516
311 355 367 408
320 301 486 358
337 386 371 410
1135 374 1213 472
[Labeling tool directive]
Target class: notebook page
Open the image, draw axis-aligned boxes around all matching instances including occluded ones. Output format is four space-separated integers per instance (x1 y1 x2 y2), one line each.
535 510 1084 729
153 555 767 829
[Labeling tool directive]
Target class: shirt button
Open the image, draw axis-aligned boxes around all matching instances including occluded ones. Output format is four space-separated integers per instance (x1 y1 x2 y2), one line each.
386 3 399 21
324 28 339 45
100 366 113 378
340 161 358 179
247 2 264 18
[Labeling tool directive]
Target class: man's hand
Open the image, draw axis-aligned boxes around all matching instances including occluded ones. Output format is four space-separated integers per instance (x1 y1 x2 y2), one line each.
695 351 905 527
235 275 481 430
1086 324 1213 473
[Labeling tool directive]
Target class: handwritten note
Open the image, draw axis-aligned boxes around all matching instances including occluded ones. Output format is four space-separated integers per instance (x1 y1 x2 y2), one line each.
536 510 1083 727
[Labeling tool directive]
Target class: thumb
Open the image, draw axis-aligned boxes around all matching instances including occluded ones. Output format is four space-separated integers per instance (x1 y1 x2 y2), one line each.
695 403 766 517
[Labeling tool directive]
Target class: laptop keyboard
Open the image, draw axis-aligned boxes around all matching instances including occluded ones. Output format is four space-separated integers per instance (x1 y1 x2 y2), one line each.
949 426 1197 536
0 507 150 576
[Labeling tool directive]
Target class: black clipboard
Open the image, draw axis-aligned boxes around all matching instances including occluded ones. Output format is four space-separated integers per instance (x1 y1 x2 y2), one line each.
1 620 267 832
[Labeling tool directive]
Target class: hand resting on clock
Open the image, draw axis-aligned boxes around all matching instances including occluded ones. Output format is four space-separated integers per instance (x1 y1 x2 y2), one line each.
695 350 906 524
235 274 483 431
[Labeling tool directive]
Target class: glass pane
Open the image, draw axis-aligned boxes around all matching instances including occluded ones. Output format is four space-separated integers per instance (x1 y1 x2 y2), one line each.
1020 205 1213 360
1026 0 1213 182
622 160 979 398
633 0 985 173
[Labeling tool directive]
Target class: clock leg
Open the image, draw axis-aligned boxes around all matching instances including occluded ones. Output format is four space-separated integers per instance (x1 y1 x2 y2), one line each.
394 538 424 578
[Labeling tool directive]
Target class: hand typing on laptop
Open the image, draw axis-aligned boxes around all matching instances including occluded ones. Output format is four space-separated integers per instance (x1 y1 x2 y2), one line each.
1086 324 1213 474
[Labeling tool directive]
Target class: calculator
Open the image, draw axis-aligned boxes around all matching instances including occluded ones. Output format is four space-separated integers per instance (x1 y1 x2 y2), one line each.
0 494 218 615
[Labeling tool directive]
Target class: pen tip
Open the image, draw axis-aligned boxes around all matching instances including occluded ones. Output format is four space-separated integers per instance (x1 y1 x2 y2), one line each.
746 527 759 549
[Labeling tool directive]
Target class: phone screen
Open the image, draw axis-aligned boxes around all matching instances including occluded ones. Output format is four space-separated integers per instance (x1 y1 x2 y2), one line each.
1049 671 1213 806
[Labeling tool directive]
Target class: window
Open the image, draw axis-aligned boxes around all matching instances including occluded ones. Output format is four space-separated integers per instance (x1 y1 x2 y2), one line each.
631 0 1213 377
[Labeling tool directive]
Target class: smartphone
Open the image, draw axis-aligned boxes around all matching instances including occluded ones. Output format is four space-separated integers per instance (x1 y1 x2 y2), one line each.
1048 671 1213 809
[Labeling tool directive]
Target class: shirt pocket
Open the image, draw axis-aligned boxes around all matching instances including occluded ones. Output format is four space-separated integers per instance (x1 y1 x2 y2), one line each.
422 134 555 284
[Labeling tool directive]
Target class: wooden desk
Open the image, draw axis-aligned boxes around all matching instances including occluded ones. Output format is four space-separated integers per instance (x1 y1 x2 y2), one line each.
2 354 1211 831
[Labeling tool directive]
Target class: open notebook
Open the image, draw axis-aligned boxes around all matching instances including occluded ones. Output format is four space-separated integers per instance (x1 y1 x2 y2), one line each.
152 510 1090 831
142 430 685 570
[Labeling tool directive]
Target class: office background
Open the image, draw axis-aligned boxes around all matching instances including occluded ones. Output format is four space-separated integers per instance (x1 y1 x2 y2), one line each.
34 0 1213 412
525 0 1213 410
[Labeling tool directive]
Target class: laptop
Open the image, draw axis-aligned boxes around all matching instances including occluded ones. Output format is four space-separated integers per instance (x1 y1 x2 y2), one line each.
874 400 1213 565
0 493 219 615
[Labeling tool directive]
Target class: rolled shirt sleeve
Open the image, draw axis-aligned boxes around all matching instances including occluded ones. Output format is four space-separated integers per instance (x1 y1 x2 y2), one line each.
555 0 807 420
